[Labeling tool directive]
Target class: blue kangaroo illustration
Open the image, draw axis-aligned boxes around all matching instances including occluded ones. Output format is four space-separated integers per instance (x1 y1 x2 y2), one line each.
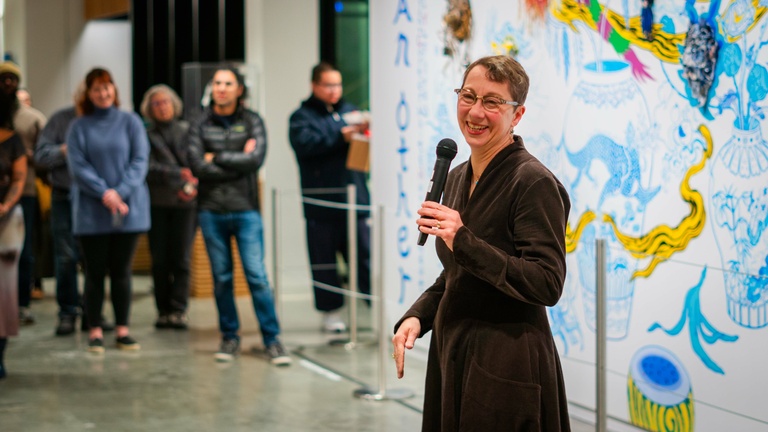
564 134 660 209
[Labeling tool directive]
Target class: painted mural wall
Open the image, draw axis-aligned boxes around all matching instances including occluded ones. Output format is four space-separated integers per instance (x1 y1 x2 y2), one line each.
370 0 768 430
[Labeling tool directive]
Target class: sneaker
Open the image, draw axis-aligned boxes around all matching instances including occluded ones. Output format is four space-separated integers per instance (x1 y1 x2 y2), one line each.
116 335 140 351
55 316 76 336
265 341 292 366
214 338 240 362
154 314 171 329
168 312 189 330
322 311 346 333
19 307 35 325
88 338 105 354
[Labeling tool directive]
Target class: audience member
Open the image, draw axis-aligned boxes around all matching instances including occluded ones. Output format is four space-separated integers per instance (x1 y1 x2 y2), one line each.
67 68 150 354
140 84 197 330
188 65 290 366
16 89 31 107
35 84 113 335
0 85 28 378
288 62 371 333
0 61 46 325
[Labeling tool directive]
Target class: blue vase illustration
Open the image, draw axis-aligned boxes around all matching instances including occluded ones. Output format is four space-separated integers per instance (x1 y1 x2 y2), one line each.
709 118 768 328
563 60 654 340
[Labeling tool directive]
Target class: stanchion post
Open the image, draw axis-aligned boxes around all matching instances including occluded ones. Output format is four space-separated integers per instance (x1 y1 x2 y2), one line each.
353 205 413 401
346 184 359 349
271 188 281 317
596 239 607 432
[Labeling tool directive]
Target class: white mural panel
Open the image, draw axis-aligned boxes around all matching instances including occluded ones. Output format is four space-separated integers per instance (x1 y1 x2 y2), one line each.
371 0 768 430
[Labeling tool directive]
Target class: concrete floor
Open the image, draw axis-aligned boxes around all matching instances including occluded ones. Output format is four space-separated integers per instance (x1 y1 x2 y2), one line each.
0 276 596 431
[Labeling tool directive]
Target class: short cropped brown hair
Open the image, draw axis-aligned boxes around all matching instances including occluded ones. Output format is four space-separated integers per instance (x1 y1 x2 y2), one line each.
461 55 529 106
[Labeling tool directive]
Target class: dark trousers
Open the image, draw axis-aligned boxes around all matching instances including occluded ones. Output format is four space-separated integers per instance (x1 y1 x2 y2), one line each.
79 233 140 328
148 206 196 315
305 217 371 312
50 196 81 318
17 196 36 308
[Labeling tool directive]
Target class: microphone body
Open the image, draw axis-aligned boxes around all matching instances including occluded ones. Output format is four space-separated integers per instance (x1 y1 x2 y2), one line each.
418 139 458 246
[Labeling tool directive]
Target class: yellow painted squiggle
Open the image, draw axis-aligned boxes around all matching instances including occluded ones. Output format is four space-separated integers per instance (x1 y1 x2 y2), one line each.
551 0 685 63
604 125 713 279
565 210 596 253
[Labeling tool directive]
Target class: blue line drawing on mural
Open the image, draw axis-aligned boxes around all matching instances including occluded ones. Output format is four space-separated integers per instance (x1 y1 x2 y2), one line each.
562 58 655 340
649 267 739 375
708 6 768 328
549 271 584 356
576 224 636 340
564 134 661 210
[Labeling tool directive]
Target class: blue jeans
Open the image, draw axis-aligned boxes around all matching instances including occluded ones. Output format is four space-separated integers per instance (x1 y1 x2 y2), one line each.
50 196 81 318
198 210 280 346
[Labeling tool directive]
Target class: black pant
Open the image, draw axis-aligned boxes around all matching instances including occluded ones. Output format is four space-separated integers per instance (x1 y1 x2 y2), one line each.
305 217 371 312
79 233 140 328
147 206 196 315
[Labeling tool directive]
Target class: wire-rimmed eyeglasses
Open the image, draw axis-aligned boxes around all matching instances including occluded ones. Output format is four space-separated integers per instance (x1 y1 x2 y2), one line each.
454 88 519 112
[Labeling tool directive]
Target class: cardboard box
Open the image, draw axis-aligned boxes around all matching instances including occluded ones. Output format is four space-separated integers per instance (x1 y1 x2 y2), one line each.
346 133 370 173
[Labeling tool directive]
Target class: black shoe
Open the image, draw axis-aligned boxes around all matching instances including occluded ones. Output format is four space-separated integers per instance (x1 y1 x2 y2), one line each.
116 335 140 351
88 338 105 354
168 312 189 330
155 314 171 329
0 364 5 379
55 316 76 336
214 338 240 362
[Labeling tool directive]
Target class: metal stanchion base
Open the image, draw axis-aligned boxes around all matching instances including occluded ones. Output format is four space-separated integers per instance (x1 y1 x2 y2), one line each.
327 338 377 350
353 387 413 401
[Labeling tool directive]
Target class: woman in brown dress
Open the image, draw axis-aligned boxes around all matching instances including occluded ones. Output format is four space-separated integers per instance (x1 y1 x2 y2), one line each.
392 55 572 431
0 91 28 379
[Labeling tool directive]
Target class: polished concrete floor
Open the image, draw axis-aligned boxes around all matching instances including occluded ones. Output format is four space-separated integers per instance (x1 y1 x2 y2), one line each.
0 276 597 432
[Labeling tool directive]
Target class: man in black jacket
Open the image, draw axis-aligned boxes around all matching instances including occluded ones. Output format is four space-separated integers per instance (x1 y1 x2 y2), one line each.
288 62 371 333
189 66 290 366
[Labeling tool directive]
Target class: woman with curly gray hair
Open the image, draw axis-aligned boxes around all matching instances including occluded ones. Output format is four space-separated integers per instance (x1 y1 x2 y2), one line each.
141 84 197 330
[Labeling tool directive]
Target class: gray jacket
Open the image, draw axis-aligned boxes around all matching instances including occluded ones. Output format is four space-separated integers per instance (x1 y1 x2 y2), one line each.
146 119 195 209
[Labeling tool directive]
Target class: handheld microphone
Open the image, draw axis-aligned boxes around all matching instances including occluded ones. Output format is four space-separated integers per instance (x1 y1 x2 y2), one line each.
418 138 458 246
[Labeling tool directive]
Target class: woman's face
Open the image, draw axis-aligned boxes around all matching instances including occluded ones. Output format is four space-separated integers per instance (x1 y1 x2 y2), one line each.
150 92 175 123
88 81 116 109
456 66 525 151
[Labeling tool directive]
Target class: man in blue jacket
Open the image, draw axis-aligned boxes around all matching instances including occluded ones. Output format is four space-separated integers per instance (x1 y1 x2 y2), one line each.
288 62 371 333
189 66 290 366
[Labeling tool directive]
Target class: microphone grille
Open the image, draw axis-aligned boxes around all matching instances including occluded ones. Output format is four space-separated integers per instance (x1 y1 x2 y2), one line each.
436 138 458 160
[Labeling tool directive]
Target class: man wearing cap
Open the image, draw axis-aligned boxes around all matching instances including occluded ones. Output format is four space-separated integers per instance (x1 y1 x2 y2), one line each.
0 61 47 325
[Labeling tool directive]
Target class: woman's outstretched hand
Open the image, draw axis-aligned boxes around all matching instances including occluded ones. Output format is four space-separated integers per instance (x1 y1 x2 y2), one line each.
392 317 421 379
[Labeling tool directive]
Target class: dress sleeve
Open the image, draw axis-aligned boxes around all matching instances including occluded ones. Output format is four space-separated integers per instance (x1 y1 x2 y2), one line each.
452 175 569 307
394 271 447 337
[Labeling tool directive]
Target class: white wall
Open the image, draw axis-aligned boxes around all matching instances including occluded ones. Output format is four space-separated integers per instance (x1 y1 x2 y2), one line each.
3 0 131 117
247 0 318 320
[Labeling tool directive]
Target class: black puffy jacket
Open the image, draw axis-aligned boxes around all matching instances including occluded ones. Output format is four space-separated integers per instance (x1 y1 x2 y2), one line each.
188 106 266 213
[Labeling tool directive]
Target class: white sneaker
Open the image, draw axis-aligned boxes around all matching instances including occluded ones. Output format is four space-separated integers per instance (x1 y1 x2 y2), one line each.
322 311 347 333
